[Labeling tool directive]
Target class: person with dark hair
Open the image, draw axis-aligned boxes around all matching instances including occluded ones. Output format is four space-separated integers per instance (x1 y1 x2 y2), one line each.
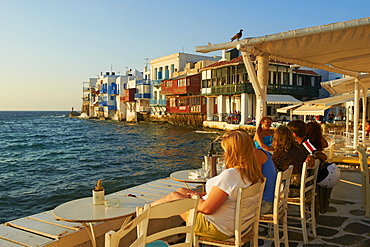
305 121 328 162
287 120 318 167
254 116 274 152
271 126 306 197
328 111 335 123
306 121 331 215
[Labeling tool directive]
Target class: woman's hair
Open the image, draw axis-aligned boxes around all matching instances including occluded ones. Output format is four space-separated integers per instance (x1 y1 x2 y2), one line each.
306 121 323 150
271 126 297 151
257 116 272 131
221 129 264 184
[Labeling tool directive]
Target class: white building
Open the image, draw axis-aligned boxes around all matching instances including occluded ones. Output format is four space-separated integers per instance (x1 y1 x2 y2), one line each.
149 52 221 120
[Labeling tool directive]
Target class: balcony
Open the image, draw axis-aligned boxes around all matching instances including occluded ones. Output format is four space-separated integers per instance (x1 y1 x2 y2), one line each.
203 83 320 98
108 83 118 95
99 101 108 106
135 93 151 99
150 99 166 106
136 79 150 86
152 80 163 87
267 84 320 97
205 83 254 95
137 106 150 113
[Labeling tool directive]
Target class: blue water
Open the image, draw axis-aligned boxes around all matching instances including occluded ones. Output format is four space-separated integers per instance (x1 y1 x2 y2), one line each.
0 111 223 223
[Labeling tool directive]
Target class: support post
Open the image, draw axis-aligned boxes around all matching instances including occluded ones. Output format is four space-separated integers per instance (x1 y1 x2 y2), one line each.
240 50 269 122
206 97 215 121
362 89 367 142
241 93 249 124
353 80 359 148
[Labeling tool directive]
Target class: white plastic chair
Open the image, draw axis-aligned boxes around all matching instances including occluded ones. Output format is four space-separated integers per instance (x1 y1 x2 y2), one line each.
287 159 320 244
358 145 370 218
105 204 151 247
194 180 266 247
138 195 199 247
259 166 293 247
105 195 199 247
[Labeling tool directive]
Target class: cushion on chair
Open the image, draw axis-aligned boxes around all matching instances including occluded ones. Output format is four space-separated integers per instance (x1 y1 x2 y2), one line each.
198 229 253 246
197 226 254 246
145 240 169 247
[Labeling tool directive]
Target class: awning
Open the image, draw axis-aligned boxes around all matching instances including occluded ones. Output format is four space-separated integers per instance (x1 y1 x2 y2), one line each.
298 93 360 107
278 91 370 116
266 94 301 104
321 74 370 95
276 104 302 113
196 17 370 76
292 105 329 116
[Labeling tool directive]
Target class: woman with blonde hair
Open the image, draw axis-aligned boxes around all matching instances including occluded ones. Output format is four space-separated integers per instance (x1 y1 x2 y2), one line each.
254 116 274 152
151 129 265 241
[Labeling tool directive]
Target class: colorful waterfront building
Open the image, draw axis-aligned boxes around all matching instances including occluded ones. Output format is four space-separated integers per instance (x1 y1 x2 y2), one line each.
149 52 221 121
161 60 219 126
200 49 322 124
83 68 150 121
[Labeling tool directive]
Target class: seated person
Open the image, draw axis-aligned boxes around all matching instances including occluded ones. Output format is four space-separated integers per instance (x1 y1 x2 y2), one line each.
271 126 306 197
254 145 277 215
151 130 265 241
254 116 274 152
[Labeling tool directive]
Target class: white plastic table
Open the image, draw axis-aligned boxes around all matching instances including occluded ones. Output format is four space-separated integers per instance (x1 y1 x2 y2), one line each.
53 194 145 247
170 169 207 189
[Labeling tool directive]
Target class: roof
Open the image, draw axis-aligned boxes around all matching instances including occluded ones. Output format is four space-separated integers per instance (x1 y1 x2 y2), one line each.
266 94 301 104
196 17 370 77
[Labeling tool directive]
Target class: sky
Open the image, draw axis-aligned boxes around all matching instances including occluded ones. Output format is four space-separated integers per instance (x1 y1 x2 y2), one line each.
1 0 369 111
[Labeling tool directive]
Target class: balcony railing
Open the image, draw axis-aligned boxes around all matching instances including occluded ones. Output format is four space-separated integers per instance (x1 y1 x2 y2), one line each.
207 83 254 95
137 106 150 112
136 79 150 86
135 93 151 99
150 99 166 106
203 83 320 98
152 80 163 87
267 84 319 97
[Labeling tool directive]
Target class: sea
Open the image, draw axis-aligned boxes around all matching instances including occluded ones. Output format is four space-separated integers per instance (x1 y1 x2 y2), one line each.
0 111 224 224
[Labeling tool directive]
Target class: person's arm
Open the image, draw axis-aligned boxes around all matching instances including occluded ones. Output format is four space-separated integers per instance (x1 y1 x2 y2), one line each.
254 131 272 151
313 151 327 162
197 186 228 215
321 137 329 149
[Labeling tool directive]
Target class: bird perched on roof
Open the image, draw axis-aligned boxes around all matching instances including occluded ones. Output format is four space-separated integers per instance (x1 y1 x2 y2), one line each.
231 29 243 41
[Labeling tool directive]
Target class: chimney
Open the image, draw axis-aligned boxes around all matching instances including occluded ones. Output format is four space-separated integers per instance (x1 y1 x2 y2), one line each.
220 50 227 61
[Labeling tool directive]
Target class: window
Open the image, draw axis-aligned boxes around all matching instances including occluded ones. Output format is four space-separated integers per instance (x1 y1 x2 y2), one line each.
283 72 289 85
170 97 176 107
178 78 186 87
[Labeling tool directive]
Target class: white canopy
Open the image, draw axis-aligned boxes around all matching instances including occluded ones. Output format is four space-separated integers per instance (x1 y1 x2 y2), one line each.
196 17 370 148
276 104 302 114
277 92 370 115
292 105 329 116
266 94 301 104
196 17 370 76
321 74 370 95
